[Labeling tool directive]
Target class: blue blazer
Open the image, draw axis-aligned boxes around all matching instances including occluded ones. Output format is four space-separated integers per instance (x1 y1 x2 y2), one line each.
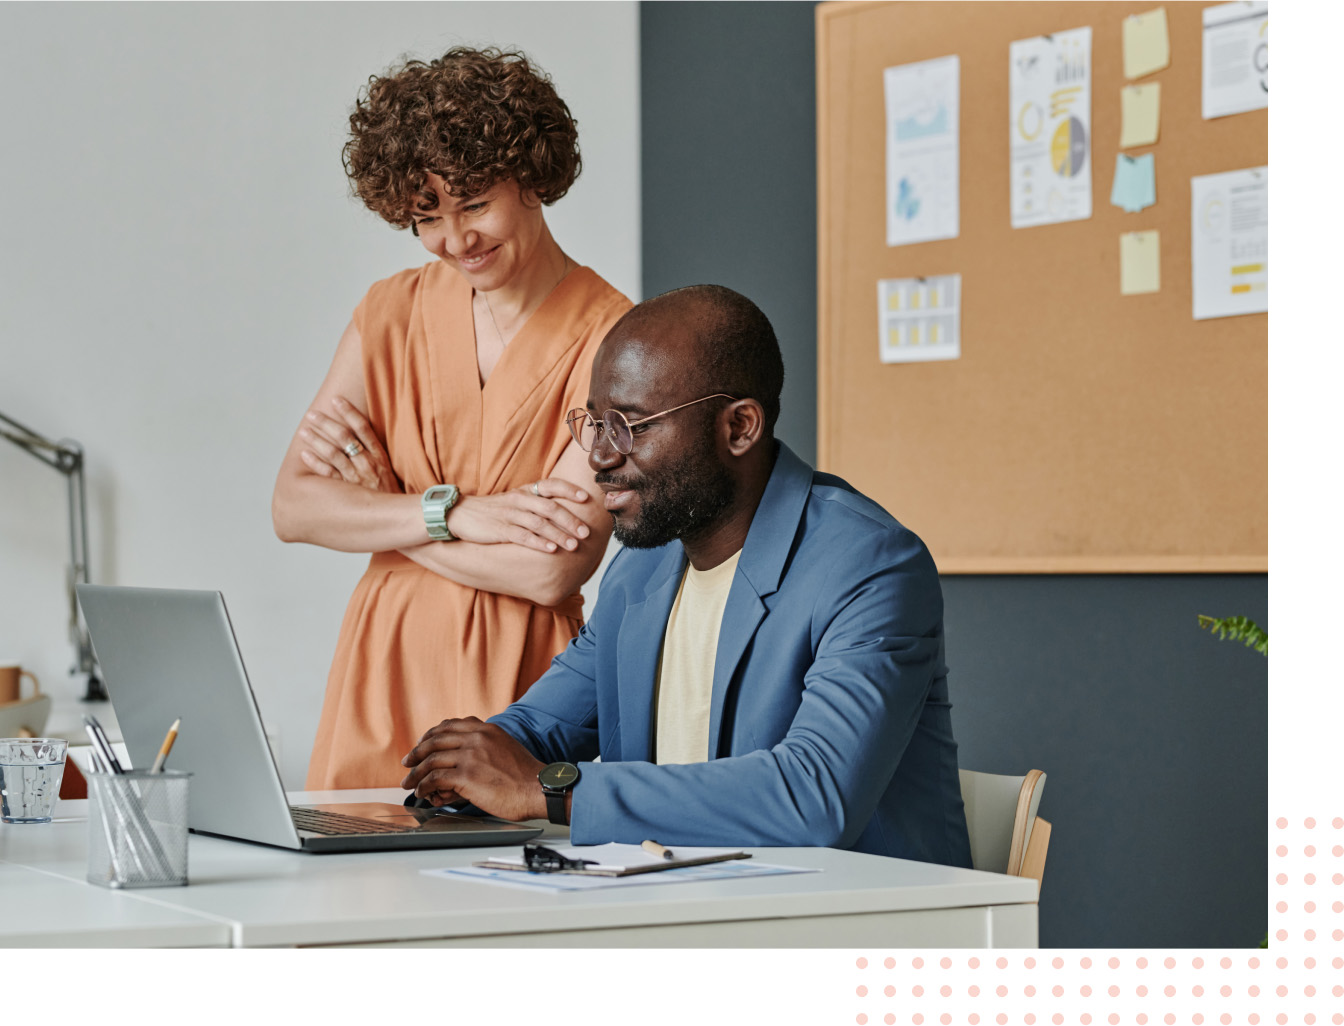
491 442 973 867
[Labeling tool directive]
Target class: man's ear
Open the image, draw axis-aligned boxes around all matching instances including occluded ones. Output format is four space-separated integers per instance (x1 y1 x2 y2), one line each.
723 399 765 457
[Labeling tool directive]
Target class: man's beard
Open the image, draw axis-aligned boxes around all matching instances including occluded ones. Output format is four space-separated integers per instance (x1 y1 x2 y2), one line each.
598 437 736 550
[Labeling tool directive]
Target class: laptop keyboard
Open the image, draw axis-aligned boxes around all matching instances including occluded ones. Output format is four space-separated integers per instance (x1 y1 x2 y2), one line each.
290 807 411 835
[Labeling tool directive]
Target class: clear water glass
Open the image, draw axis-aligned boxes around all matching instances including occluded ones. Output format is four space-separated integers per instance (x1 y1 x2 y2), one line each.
0 737 68 824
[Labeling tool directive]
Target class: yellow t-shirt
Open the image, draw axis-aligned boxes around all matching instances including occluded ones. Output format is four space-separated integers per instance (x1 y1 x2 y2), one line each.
652 550 742 765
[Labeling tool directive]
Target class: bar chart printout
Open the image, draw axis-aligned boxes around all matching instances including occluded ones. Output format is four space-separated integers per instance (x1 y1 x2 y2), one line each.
877 274 962 364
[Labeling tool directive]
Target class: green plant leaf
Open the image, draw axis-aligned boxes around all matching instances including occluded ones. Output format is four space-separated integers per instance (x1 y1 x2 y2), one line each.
1197 615 1268 656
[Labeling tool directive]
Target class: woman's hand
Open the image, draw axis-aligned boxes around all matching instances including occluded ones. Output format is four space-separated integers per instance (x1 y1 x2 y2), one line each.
445 479 594 553
299 396 399 494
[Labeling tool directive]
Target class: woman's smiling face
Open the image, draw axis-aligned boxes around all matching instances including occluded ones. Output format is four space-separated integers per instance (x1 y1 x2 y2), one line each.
411 175 547 292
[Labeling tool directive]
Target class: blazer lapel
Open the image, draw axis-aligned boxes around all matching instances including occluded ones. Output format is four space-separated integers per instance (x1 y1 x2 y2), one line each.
706 442 815 757
706 581 766 758
615 545 686 761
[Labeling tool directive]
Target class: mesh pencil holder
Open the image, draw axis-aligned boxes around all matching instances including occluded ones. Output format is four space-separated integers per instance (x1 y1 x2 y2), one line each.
86 770 190 889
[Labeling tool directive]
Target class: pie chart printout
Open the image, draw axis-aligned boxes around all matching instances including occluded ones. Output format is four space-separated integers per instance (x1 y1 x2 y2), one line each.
1009 26 1092 227
1050 116 1087 177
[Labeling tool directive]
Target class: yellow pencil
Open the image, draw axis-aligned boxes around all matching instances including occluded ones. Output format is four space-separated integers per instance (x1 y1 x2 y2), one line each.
150 718 180 774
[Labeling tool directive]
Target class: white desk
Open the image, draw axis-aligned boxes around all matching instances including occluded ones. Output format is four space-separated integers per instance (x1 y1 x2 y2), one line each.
1 789 1038 948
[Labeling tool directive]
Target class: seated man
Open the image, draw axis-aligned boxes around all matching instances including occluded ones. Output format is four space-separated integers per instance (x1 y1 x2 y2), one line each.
401 284 973 866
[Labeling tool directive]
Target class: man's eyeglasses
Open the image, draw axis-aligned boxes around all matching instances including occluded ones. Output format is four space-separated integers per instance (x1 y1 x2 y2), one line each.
522 841 597 874
565 394 738 455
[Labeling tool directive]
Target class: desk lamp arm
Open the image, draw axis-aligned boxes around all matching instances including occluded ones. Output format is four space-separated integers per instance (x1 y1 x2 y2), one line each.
0 410 106 701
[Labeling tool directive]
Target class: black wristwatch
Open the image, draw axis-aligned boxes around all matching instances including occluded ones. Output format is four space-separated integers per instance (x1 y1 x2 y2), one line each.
538 762 581 825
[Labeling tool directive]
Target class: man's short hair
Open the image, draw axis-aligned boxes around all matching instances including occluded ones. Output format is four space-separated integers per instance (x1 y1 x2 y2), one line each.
660 284 786 434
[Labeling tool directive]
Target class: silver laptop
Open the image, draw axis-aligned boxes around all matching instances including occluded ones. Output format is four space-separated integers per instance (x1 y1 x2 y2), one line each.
76 584 543 853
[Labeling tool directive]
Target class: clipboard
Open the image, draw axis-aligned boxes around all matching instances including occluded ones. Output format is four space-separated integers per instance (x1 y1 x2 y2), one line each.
473 842 751 877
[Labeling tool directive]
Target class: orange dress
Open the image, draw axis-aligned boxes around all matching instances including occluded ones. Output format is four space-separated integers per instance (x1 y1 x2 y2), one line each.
306 262 631 789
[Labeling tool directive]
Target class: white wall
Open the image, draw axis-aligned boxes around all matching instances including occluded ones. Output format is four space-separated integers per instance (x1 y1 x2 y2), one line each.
0 2 640 786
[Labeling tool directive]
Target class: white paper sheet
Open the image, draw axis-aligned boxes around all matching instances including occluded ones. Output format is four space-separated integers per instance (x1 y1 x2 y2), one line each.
884 55 960 247
422 860 819 893
1191 167 1268 320
1202 1 1268 119
878 274 961 363
1010 26 1093 228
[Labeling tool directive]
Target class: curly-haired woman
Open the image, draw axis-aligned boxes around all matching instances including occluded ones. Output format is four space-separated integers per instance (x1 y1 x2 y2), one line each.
272 48 631 790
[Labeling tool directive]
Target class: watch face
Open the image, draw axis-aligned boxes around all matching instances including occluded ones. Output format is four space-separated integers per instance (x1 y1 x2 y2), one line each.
538 762 580 790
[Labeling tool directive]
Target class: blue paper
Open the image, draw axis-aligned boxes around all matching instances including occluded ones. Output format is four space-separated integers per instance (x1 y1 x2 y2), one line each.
1110 153 1156 213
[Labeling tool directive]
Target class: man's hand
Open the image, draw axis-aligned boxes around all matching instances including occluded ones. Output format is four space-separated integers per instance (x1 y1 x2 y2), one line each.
400 717 549 822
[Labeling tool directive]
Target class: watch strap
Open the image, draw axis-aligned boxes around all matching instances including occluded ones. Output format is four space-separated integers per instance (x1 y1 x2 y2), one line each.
543 789 569 826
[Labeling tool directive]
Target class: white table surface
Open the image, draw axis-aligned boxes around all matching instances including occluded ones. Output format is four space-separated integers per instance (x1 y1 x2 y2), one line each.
2 788 1039 948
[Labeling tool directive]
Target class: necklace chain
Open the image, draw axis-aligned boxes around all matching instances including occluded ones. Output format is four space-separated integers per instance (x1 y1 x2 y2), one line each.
482 256 572 347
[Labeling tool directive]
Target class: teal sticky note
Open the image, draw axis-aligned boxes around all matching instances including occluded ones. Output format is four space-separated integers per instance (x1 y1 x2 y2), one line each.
1110 153 1156 213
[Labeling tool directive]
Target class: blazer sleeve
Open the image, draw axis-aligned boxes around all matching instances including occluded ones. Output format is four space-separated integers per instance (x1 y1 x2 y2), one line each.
562 531 944 849
485 555 628 765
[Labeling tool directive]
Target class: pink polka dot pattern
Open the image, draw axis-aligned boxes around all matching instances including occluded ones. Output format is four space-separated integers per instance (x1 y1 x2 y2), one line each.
848 821 1344 1024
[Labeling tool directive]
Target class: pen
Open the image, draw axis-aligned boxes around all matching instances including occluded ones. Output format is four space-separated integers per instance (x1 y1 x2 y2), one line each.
641 839 674 861
150 718 180 774
83 715 123 774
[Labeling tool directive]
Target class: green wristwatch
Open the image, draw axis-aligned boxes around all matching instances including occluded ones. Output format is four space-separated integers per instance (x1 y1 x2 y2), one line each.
421 484 460 541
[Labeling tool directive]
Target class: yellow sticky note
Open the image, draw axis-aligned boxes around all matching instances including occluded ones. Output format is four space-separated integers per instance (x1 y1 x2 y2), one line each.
1120 230 1161 295
1123 7 1170 80
1120 82 1161 148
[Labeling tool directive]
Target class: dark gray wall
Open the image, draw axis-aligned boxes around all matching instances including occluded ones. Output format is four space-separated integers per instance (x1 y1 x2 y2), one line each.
640 1 817 464
641 1 1268 948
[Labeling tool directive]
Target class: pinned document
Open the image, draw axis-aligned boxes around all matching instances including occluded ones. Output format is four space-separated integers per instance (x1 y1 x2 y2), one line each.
1201 1 1268 119
1120 82 1161 148
1110 153 1156 213
1120 230 1161 295
1009 26 1093 229
884 55 961 247
1123 8 1171 80
1191 167 1267 319
878 274 961 363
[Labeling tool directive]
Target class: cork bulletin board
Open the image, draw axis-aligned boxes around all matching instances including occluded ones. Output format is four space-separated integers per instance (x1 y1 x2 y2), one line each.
816 1 1267 572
